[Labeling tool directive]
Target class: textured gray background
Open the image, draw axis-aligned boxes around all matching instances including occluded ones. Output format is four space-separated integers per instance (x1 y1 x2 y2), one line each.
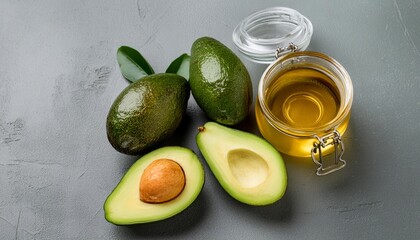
1 0 420 239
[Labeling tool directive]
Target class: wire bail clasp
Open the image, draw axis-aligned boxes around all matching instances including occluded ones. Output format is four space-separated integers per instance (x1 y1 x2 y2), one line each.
311 130 346 176
275 43 298 59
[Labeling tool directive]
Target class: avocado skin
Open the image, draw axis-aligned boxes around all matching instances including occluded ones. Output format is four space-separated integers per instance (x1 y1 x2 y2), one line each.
196 122 287 206
190 37 252 126
106 73 190 155
103 146 205 225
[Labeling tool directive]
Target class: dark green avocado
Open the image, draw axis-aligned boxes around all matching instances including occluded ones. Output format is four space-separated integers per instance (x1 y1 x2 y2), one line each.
189 37 252 126
106 73 189 155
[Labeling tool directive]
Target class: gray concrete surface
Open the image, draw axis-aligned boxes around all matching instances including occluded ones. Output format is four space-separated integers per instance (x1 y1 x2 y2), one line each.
1 0 420 239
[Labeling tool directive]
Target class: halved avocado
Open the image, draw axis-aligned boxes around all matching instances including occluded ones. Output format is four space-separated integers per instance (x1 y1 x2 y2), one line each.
196 122 287 206
104 146 205 225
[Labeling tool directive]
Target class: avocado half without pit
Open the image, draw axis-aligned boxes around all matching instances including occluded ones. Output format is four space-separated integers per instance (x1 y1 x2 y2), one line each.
196 122 287 206
104 146 205 225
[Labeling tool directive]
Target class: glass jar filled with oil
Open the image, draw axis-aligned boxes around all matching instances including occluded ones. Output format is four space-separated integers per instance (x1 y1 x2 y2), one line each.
234 7 353 175
255 51 353 173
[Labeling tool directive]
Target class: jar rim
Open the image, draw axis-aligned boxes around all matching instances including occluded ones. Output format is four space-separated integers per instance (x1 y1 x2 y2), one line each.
233 7 313 64
257 51 353 136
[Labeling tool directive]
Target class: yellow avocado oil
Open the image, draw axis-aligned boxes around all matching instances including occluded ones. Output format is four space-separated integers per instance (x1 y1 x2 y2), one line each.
256 52 353 158
266 68 340 129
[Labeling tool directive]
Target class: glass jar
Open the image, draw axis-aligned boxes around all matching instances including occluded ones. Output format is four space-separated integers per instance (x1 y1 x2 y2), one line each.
255 51 353 175
233 7 354 175
233 6 313 64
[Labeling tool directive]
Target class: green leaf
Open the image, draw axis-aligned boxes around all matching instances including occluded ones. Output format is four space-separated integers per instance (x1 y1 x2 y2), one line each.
117 46 155 83
166 53 190 80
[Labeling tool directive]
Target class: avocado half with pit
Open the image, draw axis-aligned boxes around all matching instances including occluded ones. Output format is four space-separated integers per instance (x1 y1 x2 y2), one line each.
104 146 205 225
196 122 287 205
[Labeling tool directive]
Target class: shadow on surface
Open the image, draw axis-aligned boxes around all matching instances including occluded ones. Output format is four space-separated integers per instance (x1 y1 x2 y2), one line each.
320 120 370 191
280 122 366 191
239 191 294 223
236 106 260 135
116 190 209 238
208 168 294 224
161 110 196 147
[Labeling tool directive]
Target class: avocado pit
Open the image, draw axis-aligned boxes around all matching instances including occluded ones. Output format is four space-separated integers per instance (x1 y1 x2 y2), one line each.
140 159 186 203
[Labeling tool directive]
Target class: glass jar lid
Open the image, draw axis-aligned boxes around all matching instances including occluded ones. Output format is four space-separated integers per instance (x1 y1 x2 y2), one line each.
233 7 313 64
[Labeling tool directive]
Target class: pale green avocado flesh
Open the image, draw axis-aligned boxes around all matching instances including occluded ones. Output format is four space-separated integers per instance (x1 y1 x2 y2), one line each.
104 146 205 225
196 122 287 206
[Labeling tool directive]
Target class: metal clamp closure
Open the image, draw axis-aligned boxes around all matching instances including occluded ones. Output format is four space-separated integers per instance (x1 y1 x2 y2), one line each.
311 130 346 176
275 42 298 59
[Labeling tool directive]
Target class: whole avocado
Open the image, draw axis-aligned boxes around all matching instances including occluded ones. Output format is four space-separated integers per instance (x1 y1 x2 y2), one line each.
189 37 252 126
106 73 189 155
